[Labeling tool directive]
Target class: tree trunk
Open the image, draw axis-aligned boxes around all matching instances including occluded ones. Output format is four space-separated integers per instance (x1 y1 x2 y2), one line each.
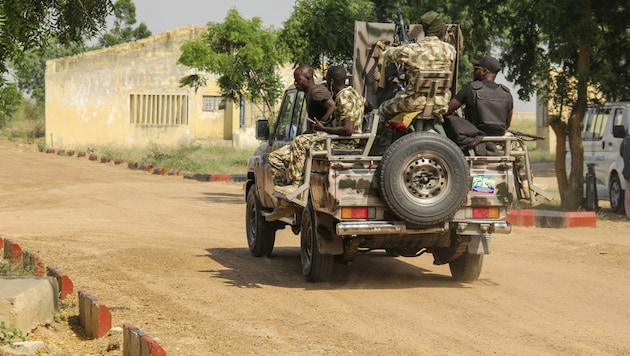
562 2 592 211
550 118 568 198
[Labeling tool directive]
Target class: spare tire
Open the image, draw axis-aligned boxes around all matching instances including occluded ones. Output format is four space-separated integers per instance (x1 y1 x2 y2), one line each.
379 132 469 225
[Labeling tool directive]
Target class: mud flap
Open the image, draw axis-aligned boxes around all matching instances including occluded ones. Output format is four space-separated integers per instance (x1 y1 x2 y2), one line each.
467 235 492 255
316 230 343 255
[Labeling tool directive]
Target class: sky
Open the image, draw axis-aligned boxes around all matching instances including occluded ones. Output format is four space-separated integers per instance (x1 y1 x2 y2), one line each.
131 0 534 112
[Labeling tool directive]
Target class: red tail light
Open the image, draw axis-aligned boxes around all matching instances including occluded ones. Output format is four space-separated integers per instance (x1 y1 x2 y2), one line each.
341 207 375 219
472 207 500 218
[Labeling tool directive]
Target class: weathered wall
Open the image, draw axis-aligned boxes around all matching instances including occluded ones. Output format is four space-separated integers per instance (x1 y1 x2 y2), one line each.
45 26 239 149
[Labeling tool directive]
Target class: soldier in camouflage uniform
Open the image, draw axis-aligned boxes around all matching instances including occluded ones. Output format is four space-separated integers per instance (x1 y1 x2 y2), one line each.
274 65 364 196
377 11 456 122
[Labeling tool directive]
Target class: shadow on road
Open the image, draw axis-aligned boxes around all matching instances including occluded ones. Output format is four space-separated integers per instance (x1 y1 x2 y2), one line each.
201 247 477 290
195 191 243 204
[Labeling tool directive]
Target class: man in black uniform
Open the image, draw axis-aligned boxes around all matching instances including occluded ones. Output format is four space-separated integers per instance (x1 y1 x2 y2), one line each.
446 55 513 136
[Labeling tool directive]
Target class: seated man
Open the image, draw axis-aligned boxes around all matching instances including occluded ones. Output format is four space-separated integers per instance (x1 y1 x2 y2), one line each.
377 11 456 123
268 64 334 185
446 55 513 136
267 66 365 220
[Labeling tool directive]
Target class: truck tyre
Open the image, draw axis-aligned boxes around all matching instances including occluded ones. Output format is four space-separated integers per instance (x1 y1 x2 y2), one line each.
246 184 276 257
301 202 333 282
379 132 469 225
449 250 483 281
609 173 626 214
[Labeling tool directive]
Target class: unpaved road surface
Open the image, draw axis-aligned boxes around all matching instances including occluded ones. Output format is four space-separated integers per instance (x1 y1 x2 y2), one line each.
1 139 629 355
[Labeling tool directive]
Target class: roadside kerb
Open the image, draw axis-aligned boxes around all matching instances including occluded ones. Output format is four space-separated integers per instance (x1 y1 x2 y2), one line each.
47 266 74 300
123 323 167 356
45 149 247 183
1 236 167 352
78 290 112 339
506 209 596 228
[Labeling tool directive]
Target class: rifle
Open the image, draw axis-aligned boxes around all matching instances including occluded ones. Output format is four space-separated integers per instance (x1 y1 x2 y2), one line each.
395 7 409 45
508 129 546 140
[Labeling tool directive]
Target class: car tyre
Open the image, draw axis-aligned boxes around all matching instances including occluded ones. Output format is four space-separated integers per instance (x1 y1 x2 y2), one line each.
449 250 483 281
609 173 626 214
301 202 333 282
246 184 276 257
379 132 469 225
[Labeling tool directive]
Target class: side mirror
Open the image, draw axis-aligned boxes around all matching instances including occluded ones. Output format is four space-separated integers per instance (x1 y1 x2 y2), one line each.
255 119 270 140
612 125 627 139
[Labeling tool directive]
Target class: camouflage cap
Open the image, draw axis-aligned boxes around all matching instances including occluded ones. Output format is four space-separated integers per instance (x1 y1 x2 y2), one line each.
471 56 501 74
420 11 443 34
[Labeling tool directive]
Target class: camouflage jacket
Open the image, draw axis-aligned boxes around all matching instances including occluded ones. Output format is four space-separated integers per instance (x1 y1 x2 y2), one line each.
332 86 364 149
382 36 456 95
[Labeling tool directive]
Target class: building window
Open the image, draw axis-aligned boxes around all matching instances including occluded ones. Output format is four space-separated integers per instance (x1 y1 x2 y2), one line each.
202 95 224 112
129 94 189 125
241 101 270 127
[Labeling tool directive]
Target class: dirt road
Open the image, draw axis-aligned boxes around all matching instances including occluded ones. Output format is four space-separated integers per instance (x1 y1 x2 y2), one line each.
1 139 629 355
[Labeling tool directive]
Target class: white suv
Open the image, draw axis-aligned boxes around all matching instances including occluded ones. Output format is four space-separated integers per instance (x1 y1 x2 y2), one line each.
578 102 630 213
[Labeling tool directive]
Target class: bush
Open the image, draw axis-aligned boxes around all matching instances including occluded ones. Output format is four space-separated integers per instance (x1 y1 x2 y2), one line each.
0 99 45 143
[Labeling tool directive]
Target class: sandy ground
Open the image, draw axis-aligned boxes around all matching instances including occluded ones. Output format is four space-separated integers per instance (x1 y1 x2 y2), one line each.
1 139 629 355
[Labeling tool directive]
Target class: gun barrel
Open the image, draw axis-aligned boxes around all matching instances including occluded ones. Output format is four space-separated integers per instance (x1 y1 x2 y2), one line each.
397 8 409 44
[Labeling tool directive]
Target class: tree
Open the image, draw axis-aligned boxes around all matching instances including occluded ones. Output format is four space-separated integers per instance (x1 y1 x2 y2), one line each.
12 0 149 105
178 9 287 115
98 0 151 47
0 83 22 127
13 41 90 105
279 0 376 70
0 0 114 87
493 0 630 210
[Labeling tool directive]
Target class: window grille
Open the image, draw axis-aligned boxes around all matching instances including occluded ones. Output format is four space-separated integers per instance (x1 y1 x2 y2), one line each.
202 96 224 112
130 94 189 125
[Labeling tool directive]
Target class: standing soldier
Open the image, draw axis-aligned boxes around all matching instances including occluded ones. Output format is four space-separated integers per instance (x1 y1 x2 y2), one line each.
620 133 630 219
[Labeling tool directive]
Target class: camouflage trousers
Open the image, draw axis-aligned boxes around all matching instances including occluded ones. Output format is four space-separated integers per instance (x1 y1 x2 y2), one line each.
378 93 449 122
268 132 327 185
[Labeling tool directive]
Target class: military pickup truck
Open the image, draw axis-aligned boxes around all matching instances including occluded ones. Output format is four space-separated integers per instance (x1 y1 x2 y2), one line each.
245 19 551 282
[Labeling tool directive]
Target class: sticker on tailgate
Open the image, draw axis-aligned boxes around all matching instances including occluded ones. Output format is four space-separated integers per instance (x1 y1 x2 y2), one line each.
472 175 496 194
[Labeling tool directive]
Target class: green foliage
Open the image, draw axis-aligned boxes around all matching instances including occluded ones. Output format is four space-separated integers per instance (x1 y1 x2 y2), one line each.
0 83 22 127
11 0 150 105
0 0 114 87
1 99 45 142
493 0 630 106
279 0 376 70
0 322 25 346
98 0 152 47
12 40 91 105
178 9 285 115
487 0 630 210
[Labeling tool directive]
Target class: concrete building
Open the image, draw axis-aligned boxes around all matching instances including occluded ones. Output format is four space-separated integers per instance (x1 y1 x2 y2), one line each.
45 26 286 150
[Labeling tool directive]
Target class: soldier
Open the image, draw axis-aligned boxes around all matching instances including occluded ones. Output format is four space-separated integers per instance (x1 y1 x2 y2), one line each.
268 64 334 186
377 11 456 122
446 55 514 136
267 66 364 220
620 133 630 219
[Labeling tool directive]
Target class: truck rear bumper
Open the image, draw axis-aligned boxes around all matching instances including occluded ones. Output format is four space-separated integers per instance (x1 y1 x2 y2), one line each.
336 221 448 236
335 220 511 236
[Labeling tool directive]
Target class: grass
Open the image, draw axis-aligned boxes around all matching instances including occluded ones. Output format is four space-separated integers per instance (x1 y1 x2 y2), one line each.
0 259 31 277
510 112 555 163
97 143 254 174
0 262 29 347
0 322 25 347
